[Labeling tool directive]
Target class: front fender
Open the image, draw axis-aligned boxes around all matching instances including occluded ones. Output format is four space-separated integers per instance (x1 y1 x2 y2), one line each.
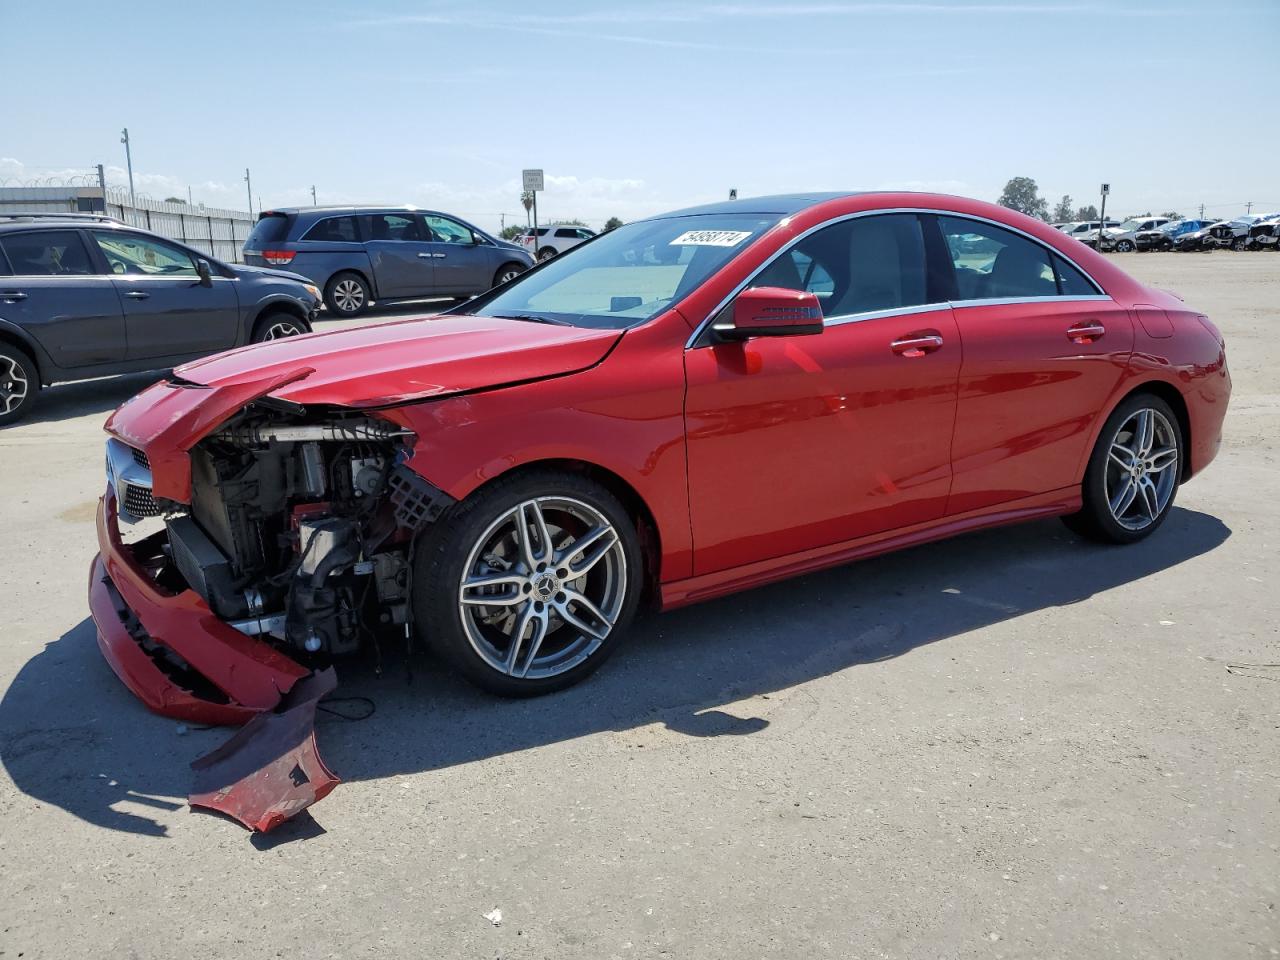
383 324 694 581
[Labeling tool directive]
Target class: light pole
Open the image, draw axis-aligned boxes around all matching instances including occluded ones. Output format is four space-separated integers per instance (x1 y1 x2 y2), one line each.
244 168 253 217
120 128 136 207
310 185 317 205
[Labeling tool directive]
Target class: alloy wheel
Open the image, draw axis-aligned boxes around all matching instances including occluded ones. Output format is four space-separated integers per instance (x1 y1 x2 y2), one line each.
333 279 365 313
498 268 521 284
263 320 303 340
1105 408 1179 531
0 355 28 415
457 496 627 680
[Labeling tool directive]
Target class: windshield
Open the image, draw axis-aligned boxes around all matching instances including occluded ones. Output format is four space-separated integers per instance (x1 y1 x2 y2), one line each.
1115 219 1142 231
457 213 781 330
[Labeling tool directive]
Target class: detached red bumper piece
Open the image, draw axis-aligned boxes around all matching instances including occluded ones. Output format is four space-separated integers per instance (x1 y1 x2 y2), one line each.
190 668 341 832
90 489 310 725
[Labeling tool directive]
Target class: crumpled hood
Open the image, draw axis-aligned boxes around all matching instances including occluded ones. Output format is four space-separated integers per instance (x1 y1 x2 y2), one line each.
173 313 623 406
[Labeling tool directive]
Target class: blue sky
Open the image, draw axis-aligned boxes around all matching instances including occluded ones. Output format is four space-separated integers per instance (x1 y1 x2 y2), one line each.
4 0 1277 230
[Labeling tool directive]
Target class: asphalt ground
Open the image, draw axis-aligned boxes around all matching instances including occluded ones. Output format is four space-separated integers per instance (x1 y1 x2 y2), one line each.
1 253 1276 959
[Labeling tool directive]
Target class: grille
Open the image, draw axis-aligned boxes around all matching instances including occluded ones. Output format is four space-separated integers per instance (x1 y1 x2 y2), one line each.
121 481 160 518
130 446 150 469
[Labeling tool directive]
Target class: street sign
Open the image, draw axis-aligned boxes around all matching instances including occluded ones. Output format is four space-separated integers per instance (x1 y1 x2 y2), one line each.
1101 183 1110 195
523 169 544 192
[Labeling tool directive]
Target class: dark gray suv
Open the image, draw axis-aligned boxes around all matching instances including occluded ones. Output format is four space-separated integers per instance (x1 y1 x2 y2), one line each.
0 215 320 425
242 205 534 317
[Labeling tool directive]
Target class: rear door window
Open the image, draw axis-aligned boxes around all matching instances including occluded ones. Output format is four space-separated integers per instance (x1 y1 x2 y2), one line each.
938 216 1057 301
0 230 95 275
302 216 359 242
1052 253 1099 296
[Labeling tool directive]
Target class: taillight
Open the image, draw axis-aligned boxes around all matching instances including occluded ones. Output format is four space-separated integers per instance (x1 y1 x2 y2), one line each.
262 250 295 265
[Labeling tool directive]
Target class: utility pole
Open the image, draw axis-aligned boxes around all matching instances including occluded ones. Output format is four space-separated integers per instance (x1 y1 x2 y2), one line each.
95 164 107 213
310 185 317 205
1199 203 1205 219
1245 201 1253 215
119 128 136 207
244 168 253 217
1098 183 1110 250
187 185 193 206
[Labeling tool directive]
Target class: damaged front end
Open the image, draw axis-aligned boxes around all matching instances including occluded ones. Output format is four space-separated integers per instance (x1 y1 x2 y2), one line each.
89 374 453 830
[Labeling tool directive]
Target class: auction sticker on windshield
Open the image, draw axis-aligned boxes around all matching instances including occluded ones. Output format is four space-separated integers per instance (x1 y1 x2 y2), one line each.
669 230 753 247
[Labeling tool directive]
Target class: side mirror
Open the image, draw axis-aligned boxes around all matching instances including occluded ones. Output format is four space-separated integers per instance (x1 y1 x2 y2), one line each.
196 258 213 287
716 286 823 340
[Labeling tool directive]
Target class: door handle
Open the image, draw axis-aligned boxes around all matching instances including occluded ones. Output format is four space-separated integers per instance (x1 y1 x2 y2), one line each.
0 291 28 302
432 253 447 259
890 334 944 357
1067 322 1105 343
417 252 432 258
124 290 151 300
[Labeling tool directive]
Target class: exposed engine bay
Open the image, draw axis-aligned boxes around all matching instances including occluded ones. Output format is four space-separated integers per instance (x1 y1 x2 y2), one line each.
142 403 451 663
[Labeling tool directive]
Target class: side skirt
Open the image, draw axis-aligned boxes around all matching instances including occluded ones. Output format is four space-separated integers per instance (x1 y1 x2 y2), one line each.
659 487 1081 610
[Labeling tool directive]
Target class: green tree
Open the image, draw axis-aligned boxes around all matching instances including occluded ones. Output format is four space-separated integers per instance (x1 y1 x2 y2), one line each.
997 177 1049 220
604 217 624 231
1052 195 1074 222
1075 204 1099 221
551 218 588 226
1160 210 1182 219
499 225 525 240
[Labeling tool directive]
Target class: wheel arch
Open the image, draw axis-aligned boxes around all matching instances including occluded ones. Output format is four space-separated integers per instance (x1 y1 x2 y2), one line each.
327 266 375 298
458 457 664 605
1105 380 1193 481
0 323 49 385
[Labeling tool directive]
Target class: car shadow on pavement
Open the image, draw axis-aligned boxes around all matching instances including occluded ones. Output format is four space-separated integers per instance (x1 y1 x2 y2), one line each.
0 508 1230 839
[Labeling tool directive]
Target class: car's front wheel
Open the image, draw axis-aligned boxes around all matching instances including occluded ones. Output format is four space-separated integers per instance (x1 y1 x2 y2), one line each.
493 262 525 287
251 312 310 343
324 271 370 317
1063 393 1183 544
537 247 557 262
1114 239 1135 252
0 344 38 427
414 470 643 697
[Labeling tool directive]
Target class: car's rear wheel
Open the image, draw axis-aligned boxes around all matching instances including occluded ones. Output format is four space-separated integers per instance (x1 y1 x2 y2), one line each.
251 312 309 343
537 247 557 262
0 344 38 427
413 470 643 697
493 262 525 287
1114 239 1135 252
1232 238 1248 251
1063 393 1183 544
324 272 370 317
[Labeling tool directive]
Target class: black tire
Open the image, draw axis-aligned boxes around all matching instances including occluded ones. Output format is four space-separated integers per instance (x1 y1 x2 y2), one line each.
0 343 39 427
1115 239 1135 253
250 312 310 343
324 271 371 317
1231 238 1248 252
536 247 557 262
492 262 525 288
1062 393 1183 545
413 470 643 697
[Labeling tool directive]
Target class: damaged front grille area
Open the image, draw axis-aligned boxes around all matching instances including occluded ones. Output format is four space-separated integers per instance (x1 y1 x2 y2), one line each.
160 407 429 658
122 481 160 518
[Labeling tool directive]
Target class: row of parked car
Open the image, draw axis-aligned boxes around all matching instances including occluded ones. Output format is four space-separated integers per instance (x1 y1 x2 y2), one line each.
1052 213 1280 253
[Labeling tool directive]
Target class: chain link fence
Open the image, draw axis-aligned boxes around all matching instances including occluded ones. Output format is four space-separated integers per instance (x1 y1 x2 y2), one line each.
0 184 254 263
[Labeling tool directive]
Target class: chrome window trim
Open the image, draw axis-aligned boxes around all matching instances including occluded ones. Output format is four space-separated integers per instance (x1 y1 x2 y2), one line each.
821 301 952 328
685 207 1108 349
948 294 1112 309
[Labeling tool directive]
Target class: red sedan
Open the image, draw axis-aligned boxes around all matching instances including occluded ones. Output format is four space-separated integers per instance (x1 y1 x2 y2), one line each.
92 191 1230 712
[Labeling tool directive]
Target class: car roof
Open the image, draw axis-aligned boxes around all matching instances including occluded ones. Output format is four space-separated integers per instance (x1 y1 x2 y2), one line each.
652 192 867 219
266 205 427 216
